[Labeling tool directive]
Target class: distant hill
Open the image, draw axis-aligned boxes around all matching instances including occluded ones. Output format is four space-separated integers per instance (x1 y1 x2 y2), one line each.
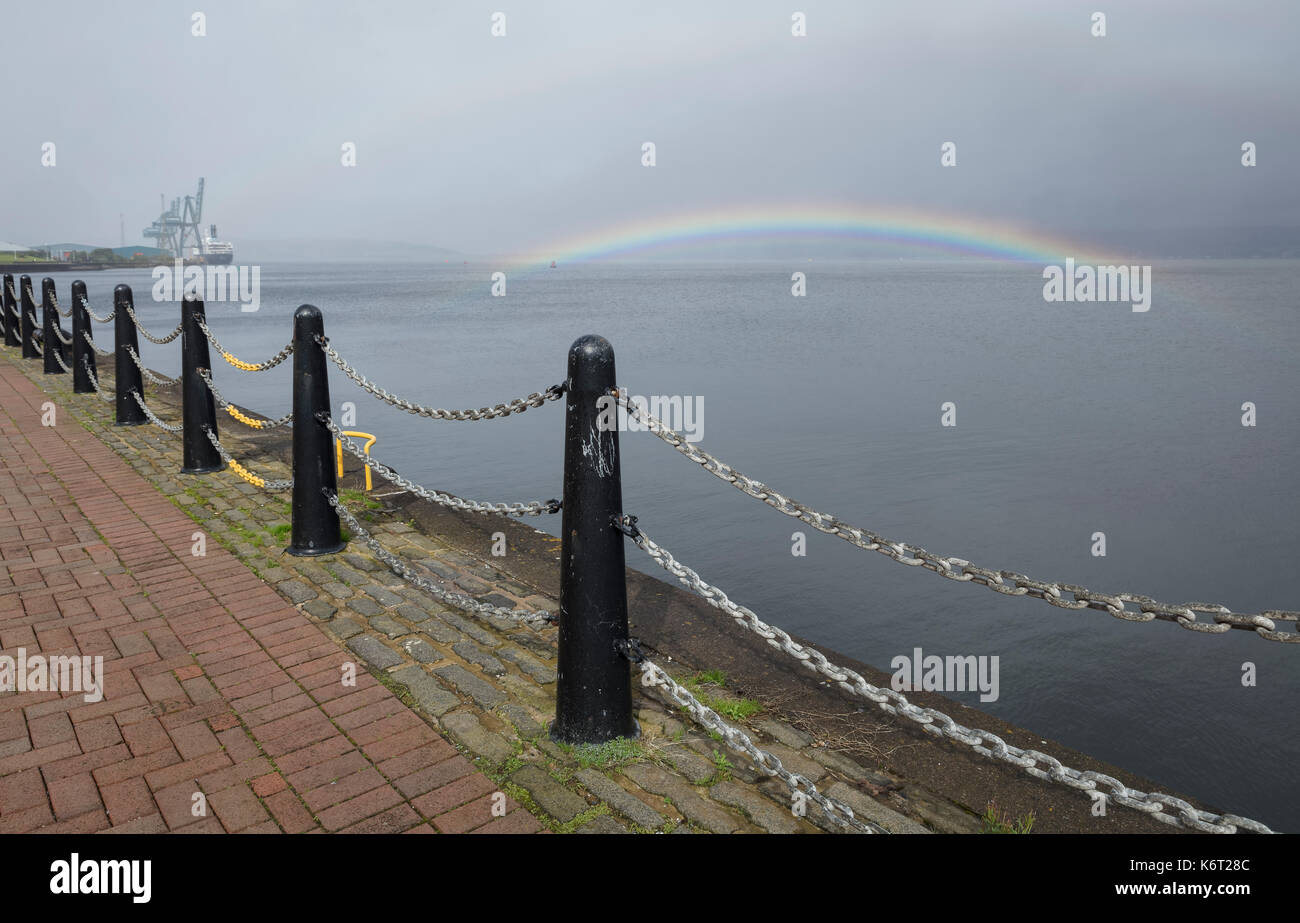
234 238 466 263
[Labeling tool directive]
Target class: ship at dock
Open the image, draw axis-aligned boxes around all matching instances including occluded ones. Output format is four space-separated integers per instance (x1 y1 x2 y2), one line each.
143 177 235 265
186 226 234 265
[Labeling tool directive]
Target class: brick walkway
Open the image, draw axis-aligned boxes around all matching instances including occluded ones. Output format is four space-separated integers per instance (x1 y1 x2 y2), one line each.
0 359 539 833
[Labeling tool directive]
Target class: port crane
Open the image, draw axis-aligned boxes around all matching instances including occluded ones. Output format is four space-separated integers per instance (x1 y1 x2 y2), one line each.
143 177 205 258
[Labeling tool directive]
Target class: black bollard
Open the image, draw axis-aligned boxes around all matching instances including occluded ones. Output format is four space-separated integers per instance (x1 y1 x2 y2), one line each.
551 335 637 745
41 278 65 374
2 273 16 347
288 304 344 556
113 285 146 426
180 295 224 474
20 276 38 359
71 280 95 393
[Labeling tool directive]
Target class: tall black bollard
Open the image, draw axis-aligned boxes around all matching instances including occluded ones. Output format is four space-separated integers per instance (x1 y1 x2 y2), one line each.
71 280 95 393
113 284 146 425
288 304 344 556
20 276 38 359
1 273 16 347
180 295 223 473
551 335 637 745
41 278 65 374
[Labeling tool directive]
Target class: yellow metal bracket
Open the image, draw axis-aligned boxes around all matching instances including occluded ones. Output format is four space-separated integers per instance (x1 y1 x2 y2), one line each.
335 431 377 491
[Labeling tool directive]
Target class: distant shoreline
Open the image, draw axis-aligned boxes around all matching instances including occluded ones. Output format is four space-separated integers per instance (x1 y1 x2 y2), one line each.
0 262 111 273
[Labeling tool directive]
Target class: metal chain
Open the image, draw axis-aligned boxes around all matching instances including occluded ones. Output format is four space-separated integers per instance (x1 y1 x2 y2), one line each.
54 325 72 345
52 348 72 374
316 335 564 421
124 345 179 386
616 392 1299 645
196 368 293 428
123 304 182 344
82 329 113 358
5 278 22 321
79 295 114 323
617 516 1276 834
83 359 113 402
50 291 71 318
129 390 181 433
194 316 293 372
321 414 559 516
201 426 294 490
326 491 556 625
634 654 881 833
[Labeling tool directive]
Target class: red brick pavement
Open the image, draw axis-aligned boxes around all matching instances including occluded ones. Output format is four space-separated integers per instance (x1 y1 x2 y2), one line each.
0 358 540 833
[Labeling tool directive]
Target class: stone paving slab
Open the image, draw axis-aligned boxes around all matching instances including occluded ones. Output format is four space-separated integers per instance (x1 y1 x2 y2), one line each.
2 341 950 836
0 356 540 834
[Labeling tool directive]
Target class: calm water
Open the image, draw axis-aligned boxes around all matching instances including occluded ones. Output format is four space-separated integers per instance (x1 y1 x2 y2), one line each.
78 259 1300 830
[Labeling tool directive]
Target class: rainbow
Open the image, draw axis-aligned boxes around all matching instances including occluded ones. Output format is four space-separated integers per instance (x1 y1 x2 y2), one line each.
502 203 1123 267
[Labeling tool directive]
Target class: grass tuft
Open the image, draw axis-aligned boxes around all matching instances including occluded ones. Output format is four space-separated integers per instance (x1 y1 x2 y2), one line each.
562 737 644 770
981 801 1035 834
683 671 762 721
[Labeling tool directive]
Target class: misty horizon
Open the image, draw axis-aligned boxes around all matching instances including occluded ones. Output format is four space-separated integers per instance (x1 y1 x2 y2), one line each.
2 1 1297 262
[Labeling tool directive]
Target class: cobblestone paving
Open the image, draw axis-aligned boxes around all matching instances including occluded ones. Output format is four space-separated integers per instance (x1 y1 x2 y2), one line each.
2 346 938 834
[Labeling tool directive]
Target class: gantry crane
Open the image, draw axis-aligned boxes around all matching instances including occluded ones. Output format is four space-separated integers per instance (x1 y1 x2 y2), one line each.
142 178 206 258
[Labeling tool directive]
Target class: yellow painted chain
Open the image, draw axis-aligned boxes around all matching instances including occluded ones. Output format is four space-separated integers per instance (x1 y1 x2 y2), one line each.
201 425 291 491
223 456 266 489
221 350 264 372
226 404 268 429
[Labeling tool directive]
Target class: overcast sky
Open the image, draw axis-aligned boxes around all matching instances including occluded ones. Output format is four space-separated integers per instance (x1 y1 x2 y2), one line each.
1 0 1297 255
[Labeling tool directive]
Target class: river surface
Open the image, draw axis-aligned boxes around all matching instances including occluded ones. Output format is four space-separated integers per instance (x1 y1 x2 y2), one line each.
69 258 1300 830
